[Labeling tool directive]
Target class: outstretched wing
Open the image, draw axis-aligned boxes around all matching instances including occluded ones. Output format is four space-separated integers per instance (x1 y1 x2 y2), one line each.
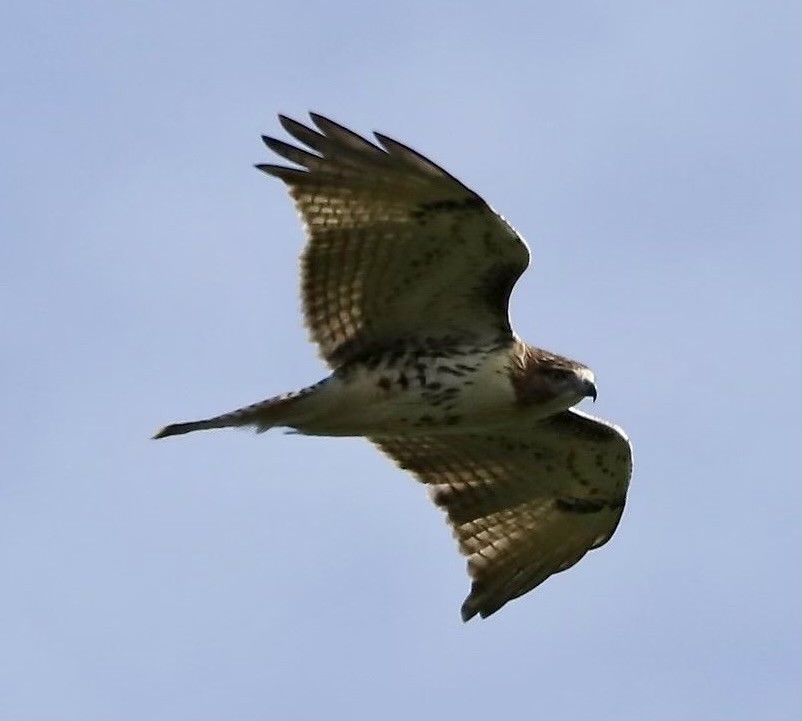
372 409 632 620
258 113 530 368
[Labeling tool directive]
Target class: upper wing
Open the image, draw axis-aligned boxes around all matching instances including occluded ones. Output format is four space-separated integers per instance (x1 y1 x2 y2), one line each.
258 113 530 368
372 409 633 620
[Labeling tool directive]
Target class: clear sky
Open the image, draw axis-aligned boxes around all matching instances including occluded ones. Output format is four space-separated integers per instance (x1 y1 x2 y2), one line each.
2 1 800 719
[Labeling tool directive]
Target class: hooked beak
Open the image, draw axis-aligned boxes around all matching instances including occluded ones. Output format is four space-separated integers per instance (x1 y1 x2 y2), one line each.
585 380 598 403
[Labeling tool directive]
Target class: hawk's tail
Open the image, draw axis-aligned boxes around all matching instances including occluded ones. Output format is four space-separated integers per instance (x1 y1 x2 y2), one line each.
153 391 306 440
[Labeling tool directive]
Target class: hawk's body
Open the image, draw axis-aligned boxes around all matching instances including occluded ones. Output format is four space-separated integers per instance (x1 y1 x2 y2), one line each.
155 114 633 620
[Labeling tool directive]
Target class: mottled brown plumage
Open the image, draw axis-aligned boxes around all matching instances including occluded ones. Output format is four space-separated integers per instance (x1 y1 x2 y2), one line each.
155 113 632 620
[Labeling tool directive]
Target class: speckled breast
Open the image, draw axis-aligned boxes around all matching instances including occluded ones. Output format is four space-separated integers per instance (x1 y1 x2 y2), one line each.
302 341 519 436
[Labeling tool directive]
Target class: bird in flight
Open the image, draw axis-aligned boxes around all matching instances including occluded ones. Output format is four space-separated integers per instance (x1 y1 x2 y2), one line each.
154 113 633 621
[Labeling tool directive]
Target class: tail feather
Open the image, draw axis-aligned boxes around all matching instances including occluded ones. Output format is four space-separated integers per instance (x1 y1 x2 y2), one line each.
153 392 304 440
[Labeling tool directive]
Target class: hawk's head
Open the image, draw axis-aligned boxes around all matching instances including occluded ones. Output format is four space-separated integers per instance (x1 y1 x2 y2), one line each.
512 346 597 416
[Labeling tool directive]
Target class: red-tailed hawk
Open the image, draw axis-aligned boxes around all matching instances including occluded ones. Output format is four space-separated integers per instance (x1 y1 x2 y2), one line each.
155 113 633 621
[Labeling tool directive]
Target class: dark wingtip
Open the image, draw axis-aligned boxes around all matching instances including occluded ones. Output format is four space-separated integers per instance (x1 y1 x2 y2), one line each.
278 114 316 136
460 600 478 622
307 111 333 128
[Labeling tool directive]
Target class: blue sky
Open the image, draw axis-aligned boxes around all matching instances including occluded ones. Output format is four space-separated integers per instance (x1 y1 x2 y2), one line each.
2 1 800 719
